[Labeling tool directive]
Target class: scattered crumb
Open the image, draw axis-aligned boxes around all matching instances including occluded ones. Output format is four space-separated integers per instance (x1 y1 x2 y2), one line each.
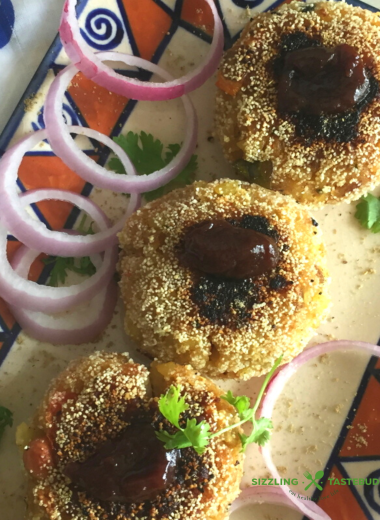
319 354 330 364
24 93 42 112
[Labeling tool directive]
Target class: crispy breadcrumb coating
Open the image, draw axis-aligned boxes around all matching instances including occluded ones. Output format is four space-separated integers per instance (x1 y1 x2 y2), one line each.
23 353 243 520
119 180 330 380
215 1 380 206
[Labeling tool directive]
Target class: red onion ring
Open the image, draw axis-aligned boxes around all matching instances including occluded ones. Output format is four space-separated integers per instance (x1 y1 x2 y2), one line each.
60 0 224 101
44 52 197 193
0 130 141 256
9 245 118 344
230 486 328 518
259 340 380 520
0 189 118 312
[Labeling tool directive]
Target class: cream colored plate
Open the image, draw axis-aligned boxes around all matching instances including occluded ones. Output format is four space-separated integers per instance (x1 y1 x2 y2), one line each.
1 1 380 519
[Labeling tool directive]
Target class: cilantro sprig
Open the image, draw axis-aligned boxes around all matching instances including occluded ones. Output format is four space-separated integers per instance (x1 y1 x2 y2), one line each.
156 386 211 454
108 131 198 201
42 215 97 287
355 194 380 233
0 406 13 442
156 356 283 454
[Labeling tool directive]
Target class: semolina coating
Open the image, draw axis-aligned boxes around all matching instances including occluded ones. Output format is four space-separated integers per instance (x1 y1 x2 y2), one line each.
22 352 244 520
215 1 380 206
118 180 330 380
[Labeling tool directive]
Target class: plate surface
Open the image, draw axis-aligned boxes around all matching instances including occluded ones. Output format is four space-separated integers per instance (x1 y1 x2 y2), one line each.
1 1 380 519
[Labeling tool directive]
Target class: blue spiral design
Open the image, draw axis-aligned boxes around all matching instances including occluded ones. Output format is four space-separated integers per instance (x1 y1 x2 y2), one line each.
80 8 124 51
62 104 81 127
231 0 265 7
32 105 80 132
364 469 380 514
0 0 15 49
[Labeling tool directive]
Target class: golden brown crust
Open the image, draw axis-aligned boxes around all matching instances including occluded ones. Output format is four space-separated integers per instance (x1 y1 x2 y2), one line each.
23 352 243 520
119 180 330 380
215 1 380 206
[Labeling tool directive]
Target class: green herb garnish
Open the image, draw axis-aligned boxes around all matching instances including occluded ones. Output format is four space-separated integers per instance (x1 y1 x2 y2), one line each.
355 194 380 233
156 356 282 454
301 4 315 12
234 159 273 189
108 131 198 201
42 215 96 287
0 406 13 441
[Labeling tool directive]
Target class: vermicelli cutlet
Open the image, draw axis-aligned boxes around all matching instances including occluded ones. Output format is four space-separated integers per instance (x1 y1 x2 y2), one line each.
215 1 380 206
21 352 243 520
119 180 330 380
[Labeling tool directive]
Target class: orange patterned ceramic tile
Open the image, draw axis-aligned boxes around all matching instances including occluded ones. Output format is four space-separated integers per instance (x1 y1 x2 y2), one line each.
319 465 369 520
68 73 130 135
182 0 215 34
122 0 172 60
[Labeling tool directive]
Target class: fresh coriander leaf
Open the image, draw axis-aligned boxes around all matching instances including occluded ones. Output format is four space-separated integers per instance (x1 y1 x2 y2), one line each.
155 418 210 453
144 152 198 202
112 132 165 175
108 156 126 175
182 418 211 455
42 216 97 286
221 391 252 420
165 143 181 162
252 418 273 447
156 358 282 453
42 256 72 287
155 429 191 450
0 406 13 441
371 220 380 234
158 385 189 429
221 390 235 405
239 417 273 452
234 357 282 451
111 133 141 171
70 256 97 277
43 255 96 287
239 432 252 452
139 131 166 173
156 386 210 453
355 194 380 232
213 356 282 450
238 408 254 422
77 214 95 235
109 131 198 201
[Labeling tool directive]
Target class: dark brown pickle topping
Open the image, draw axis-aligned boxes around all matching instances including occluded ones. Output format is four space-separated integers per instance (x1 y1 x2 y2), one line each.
63 420 179 503
180 219 279 280
278 43 370 115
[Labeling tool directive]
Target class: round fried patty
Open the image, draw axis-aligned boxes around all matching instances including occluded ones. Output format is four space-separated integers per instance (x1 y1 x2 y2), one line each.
23 353 243 520
215 1 380 206
119 180 330 379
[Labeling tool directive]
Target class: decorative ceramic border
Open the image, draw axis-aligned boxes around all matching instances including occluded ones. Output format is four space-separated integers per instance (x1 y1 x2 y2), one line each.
0 1 379 517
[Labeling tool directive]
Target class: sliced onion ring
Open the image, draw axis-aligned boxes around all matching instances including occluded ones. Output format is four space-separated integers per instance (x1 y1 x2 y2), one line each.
44 52 197 193
60 0 224 101
230 487 329 519
9 245 118 344
0 189 118 312
0 130 140 255
260 340 380 520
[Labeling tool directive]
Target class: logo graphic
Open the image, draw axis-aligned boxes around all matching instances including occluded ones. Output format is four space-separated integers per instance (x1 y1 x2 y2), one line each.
304 470 324 491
